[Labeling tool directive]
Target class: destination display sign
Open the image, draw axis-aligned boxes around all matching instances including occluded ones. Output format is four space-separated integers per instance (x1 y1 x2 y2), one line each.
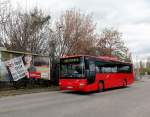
61 58 80 63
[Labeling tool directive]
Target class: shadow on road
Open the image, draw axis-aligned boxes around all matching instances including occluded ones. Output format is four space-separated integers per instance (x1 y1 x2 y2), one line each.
104 86 130 92
61 91 95 95
61 86 131 95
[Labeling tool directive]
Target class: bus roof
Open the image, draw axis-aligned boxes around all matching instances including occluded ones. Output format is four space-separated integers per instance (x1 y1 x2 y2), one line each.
61 55 132 65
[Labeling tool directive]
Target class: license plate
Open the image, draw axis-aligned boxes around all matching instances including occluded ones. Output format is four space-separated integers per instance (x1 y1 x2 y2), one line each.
67 86 73 89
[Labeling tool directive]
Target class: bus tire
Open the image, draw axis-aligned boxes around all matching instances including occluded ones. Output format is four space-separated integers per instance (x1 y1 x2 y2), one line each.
98 81 104 92
123 79 127 88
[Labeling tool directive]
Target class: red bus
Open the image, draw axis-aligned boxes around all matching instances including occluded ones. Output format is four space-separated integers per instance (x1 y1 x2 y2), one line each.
59 55 134 92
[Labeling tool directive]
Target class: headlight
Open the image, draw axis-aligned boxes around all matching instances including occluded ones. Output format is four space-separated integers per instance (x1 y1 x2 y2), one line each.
79 83 85 86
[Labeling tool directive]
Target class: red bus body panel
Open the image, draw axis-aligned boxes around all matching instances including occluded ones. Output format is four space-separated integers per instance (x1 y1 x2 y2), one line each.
95 73 134 89
59 79 88 92
59 73 134 92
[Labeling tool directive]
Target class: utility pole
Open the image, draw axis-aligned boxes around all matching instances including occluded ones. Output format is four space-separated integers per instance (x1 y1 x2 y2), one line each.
135 55 140 80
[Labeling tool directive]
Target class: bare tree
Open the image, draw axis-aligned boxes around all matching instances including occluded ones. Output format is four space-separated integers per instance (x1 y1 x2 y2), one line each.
0 0 11 47
0 7 51 54
54 9 97 57
96 28 130 61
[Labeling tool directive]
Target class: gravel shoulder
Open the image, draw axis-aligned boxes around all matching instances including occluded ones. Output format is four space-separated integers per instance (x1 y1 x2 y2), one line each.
0 86 59 98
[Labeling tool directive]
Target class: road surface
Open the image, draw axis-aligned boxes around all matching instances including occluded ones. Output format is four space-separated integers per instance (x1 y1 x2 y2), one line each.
0 78 150 117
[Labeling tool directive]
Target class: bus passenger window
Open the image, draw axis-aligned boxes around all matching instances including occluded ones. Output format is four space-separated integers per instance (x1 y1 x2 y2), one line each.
96 66 100 72
112 67 117 73
117 65 131 73
102 67 112 73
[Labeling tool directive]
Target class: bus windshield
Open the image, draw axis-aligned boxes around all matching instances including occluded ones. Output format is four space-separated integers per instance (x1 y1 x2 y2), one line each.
60 57 84 78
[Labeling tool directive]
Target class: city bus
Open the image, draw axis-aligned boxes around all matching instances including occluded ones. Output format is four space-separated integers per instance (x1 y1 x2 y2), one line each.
59 55 134 92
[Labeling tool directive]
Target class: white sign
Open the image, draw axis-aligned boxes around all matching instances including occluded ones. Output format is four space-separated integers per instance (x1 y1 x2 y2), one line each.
5 57 27 81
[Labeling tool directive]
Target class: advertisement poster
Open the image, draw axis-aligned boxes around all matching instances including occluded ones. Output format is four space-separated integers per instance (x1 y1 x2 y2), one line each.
22 55 50 80
29 56 50 80
5 57 27 81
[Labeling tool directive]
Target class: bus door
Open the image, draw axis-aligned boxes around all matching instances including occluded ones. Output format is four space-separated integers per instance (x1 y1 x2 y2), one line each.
85 59 96 84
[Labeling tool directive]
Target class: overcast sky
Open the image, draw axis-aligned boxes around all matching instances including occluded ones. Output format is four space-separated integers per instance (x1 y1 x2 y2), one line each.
9 0 150 61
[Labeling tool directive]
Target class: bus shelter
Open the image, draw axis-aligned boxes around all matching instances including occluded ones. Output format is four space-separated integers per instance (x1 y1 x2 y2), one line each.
0 48 50 85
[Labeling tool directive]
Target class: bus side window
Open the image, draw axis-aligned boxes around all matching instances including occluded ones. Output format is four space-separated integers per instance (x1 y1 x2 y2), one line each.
102 67 112 73
117 65 131 73
95 61 102 73
96 66 100 72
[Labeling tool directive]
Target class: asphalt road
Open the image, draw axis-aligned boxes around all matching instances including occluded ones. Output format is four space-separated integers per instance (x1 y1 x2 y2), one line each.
0 77 150 117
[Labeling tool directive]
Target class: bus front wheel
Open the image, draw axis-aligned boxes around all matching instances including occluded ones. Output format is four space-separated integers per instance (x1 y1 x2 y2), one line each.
98 82 104 92
123 80 127 88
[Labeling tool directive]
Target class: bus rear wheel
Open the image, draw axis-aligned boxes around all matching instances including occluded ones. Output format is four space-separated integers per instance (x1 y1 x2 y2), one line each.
98 82 104 92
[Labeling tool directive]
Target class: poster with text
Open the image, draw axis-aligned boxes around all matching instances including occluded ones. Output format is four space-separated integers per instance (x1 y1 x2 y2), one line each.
5 57 27 81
